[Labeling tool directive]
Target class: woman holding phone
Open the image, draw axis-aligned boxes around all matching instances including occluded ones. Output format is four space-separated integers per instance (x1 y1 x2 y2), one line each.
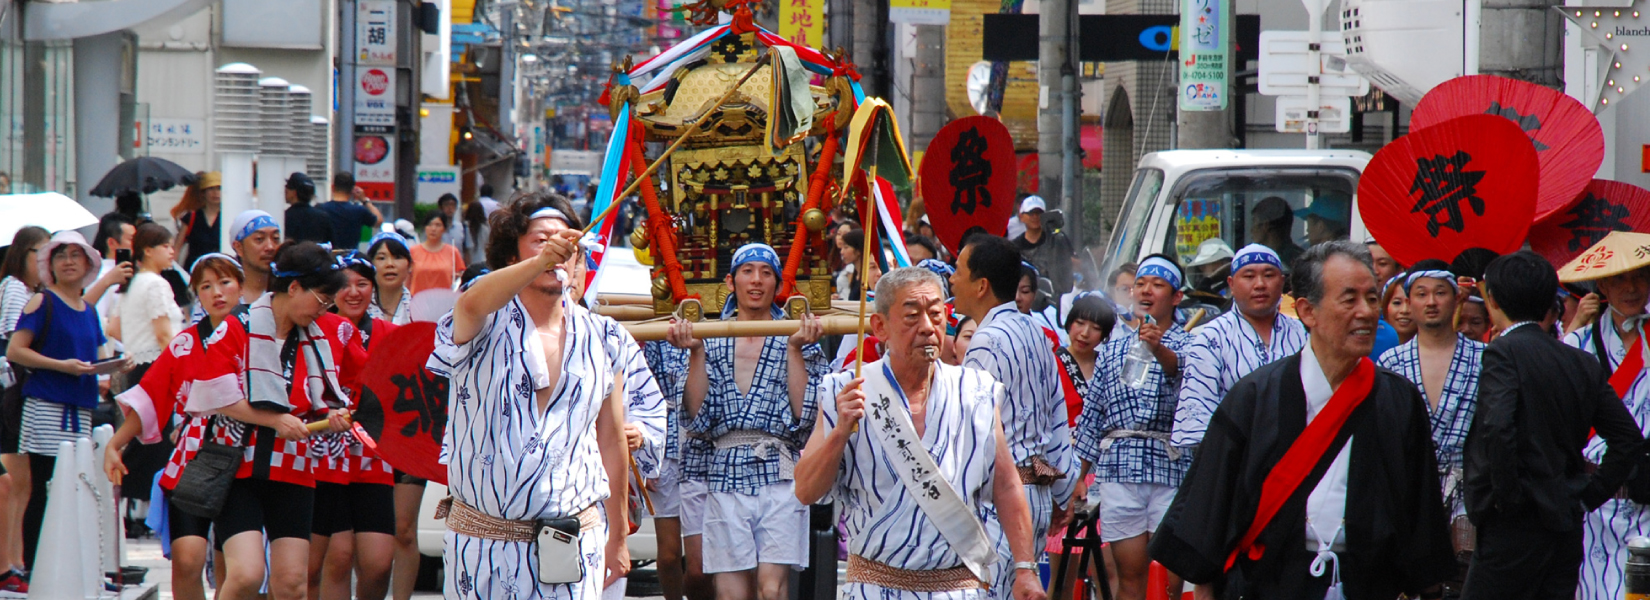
4 231 128 567
105 253 245 600
307 251 396 600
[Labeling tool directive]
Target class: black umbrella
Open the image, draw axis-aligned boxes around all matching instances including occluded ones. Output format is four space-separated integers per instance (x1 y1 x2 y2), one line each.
88 156 198 198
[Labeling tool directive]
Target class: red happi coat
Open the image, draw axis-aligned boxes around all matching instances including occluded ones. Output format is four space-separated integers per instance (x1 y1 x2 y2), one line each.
114 316 231 491
188 311 367 488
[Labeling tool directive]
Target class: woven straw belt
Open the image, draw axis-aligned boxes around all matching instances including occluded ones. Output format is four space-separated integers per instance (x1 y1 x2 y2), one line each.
1016 455 1066 486
845 555 985 592
437 497 600 543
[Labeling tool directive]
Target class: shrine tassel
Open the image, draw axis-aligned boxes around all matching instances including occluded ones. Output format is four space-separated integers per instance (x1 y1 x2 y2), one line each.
779 125 840 300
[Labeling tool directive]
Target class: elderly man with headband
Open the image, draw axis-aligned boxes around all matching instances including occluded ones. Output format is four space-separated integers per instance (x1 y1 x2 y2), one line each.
427 192 634 599
1074 254 1194 600
1174 244 1307 449
1375 263 1484 593
665 241 828 600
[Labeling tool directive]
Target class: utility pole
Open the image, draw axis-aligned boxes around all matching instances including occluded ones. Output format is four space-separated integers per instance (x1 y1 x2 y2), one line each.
1174 0 1233 149
1036 0 1070 202
910 25 947 152
338 0 358 173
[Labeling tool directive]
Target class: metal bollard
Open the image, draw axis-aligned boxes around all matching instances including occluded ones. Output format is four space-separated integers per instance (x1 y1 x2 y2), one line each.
1627 536 1650 599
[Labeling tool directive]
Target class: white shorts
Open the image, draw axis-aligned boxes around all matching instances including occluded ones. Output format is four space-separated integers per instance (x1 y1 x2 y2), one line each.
680 479 709 537
1096 482 1175 543
648 459 683 519
701 482 809 573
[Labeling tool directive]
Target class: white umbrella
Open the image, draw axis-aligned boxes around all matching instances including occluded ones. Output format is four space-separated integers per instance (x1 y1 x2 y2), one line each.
0 192 99 245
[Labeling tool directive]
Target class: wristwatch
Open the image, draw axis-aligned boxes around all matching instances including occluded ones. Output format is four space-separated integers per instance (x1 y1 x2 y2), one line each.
1013 561 1038 572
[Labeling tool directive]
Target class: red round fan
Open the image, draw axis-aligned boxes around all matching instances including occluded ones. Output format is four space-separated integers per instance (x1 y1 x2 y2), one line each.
1411 74 1603 221
353 322 448 485
1530 179 1650 269
918 116 1018 255
1357 114 1538 266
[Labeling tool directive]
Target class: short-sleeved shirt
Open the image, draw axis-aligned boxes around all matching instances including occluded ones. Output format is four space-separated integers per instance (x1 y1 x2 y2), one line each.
285 203 336 245
316 201 378 251
17 290 106 408
409 244 465 294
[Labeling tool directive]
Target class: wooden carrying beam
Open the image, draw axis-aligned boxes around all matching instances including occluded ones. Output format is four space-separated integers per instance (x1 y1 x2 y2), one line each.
624 314 865 341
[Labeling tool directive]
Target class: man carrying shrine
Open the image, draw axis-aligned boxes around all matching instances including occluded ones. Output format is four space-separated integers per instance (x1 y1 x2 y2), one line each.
665 243 829 600
948 235 1076 593
1073 255 1194 600
1562 262 1650 600
426 192 632 599
1172 244 1307 449
796 267 1046 600
1149 241 1454 599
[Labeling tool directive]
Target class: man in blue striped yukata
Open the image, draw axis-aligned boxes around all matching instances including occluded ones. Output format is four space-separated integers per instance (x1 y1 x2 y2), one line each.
1074 255 1194 600
798 267 1047 600
427 192 633 600
1561 264 1650 600
665 242 829 600
1172 244 1306 450
948 235 1078 594
1375 262 1484 595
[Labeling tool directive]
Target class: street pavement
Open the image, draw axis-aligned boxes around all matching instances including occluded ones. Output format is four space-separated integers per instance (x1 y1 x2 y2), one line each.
125 538 669 600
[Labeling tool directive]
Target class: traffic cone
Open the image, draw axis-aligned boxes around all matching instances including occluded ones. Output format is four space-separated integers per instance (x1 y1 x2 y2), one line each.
29 440 100 599
74 437 108 589
92 425 118 575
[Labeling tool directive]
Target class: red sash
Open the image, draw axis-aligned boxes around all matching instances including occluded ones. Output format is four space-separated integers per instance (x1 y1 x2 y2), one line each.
1223 357 1377 571
1587 330 1642 441
1043 327 1084 426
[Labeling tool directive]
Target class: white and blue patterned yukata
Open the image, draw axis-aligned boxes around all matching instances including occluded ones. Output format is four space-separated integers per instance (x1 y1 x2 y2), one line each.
684 311 829 495
1565 318 1650 600
369 288 413 325
427 299 624 600
1376 333 1483 515
817 361 1005 600
1077 325 1194 487
962 302 1076 592
596 315 667 479
1170 310 1306 447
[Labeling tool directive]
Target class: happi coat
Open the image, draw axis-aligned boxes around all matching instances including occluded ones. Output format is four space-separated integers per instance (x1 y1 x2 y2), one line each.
817 361 1005 600
1565 317 1650 600
1172 310 1307 448
1149 354 1454 600
1078 325 1194 487
427 299 625 600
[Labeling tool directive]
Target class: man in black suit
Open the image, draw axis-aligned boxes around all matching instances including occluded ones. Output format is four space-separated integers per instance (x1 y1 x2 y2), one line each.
1461 250 1647 600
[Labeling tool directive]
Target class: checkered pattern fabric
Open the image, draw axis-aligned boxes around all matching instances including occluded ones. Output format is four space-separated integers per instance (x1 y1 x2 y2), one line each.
685 335 827 494
159 416 211 490
1377 335 1485 471
1077 325 1194 487
643 341 689 462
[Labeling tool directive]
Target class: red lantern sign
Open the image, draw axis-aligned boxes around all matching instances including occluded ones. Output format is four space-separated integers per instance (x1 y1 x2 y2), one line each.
1530 179 1650 268
1357 114 1538 266
1411 74 1604 221
918 116 1018 255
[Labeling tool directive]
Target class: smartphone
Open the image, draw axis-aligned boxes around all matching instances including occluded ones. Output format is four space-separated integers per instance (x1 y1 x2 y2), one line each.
114 249 132 292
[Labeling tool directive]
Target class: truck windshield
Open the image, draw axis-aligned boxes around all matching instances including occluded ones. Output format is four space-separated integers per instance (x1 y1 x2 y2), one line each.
1102 167 1166 278
1163 167 1360 299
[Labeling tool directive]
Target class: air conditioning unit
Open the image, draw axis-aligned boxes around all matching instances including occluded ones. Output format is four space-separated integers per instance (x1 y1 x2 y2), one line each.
1340 0 1470 104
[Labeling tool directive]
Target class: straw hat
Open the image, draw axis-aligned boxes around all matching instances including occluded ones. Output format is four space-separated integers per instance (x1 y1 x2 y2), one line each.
1557 231 1650 283
197 171 222 190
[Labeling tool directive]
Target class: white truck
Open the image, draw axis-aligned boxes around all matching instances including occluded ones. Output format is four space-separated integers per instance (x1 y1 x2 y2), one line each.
1096 149 1374 297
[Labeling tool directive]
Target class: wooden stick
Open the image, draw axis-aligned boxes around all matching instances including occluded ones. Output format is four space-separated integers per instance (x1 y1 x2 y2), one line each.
853 142 881 380
596 292 654 306
628 451 655 515
305 414 352 433
623 314 865 341
584 53 772 235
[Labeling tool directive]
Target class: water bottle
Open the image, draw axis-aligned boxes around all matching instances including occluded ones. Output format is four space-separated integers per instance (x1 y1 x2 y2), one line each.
1120 315 1156 389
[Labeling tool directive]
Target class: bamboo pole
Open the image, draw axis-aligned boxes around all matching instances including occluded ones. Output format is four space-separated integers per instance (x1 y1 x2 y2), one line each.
583 53 772 235
623 314 864 341
853 141 881 380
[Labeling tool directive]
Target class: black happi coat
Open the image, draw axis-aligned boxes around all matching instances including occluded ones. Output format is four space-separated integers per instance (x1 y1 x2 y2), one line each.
1148 354 1454 600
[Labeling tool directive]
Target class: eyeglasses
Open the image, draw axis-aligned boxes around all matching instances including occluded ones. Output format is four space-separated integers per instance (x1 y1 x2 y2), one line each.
311 290 334 308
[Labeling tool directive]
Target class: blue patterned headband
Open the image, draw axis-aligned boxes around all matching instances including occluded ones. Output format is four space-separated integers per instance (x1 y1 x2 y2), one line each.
273 244 339 279
1231 244 1282 274
337 250 374 272
368 230 411 252
1383 274 1405 298
918 258 954 279
189 252 242 273
732 243 781 275
1136 256 1182 290
232 210 278 242
1403 269 1459 294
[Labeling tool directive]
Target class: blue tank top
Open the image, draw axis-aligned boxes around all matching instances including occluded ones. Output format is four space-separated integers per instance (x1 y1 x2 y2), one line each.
17 291 105 408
